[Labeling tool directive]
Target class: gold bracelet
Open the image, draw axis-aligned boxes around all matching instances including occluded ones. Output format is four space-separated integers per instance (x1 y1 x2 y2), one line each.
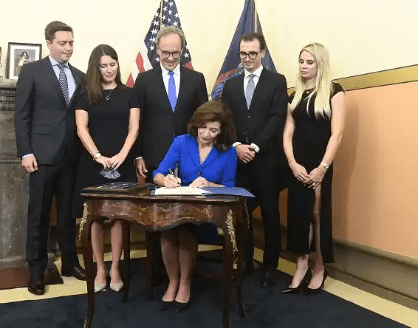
321 162 329 170
288 158 294 165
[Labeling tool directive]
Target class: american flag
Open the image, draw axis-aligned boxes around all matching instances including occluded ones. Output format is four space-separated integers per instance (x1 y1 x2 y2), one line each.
126 0 193 87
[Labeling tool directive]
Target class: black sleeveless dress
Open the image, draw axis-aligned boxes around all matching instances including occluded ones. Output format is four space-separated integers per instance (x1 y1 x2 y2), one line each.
72 85 138 218
287 82 344 263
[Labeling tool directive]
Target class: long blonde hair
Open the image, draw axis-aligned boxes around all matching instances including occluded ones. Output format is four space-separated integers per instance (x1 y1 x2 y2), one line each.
290 43 333 118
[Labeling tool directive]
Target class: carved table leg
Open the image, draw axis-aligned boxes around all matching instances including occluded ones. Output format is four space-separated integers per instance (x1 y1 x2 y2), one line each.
235 199 248 317
122 221 131 303
81 206 95 328
221 211 236 328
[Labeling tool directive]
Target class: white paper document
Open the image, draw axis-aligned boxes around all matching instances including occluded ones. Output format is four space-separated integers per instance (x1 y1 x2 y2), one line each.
154 186 210 195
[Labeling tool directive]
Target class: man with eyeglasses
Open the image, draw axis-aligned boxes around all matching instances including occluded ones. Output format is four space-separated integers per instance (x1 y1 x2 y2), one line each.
131 26 207 182
222 32 288 287
130 25 207 283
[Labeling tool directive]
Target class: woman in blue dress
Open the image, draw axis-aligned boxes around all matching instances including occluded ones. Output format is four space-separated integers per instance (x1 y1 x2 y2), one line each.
153 101 237 312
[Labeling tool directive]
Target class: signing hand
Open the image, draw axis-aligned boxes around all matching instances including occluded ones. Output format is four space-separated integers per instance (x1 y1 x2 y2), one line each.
135 158 148 178
189 176 210 188
108 152 127 170
307 167 326 189
289 161 310 184
95 156 112 170
163 174 181 188
21 155 38 173
236 144 256 163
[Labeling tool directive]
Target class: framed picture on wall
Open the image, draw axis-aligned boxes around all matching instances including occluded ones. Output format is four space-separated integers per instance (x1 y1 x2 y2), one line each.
6 42 42 79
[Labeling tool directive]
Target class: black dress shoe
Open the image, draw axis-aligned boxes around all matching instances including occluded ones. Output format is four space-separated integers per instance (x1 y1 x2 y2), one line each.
260 268 278 287
303 269 328 295
174 300 191 313
160 300 174 311
61 263 87 281
281 269 312 294
28 275 45 296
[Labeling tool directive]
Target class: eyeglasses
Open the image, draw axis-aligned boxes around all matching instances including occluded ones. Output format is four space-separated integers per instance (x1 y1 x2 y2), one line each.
238 51 261 60
160 51 181 59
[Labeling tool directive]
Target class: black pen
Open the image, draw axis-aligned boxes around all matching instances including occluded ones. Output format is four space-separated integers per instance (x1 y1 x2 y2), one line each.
168 168 180 186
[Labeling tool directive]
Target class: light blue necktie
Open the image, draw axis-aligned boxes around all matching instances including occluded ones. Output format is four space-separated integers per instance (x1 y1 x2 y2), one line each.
245 74 255 109
168 71 177 112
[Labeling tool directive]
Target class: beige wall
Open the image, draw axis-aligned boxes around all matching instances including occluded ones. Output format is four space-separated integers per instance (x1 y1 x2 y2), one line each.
1 0 418 87
1 0 417 259
333 81 418 259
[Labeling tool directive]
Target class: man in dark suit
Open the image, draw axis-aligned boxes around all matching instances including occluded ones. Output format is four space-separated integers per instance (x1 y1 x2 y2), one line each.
14 21 86 296
222 32 288 287
130 26 207 283
131 26 208 181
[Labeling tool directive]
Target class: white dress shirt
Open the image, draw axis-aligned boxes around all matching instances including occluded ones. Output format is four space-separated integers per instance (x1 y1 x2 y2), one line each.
49 56 76 100
232 65 264 153
243 65 263 93
160 63 180 98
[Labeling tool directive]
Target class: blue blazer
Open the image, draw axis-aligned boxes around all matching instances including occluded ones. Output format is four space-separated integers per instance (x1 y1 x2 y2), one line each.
153 134 237 187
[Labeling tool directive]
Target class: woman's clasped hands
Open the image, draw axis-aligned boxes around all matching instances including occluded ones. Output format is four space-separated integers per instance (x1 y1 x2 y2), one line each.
108 152 127 170
290 162 326 189
95 152 127 170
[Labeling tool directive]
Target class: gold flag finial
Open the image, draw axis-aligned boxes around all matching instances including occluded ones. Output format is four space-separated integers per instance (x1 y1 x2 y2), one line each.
159 0 164 28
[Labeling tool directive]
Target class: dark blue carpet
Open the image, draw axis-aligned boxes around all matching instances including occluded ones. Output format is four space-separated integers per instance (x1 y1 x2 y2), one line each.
0 251 410 328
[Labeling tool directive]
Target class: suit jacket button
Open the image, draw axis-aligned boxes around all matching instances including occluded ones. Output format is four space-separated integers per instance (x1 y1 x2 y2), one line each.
247 115 250 119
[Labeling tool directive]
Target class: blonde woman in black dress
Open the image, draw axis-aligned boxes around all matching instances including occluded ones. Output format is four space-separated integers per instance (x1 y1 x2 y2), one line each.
282 43 345 294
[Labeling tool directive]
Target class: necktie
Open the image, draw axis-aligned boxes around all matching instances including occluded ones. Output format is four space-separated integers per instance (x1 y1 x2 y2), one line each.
168 71 177 112
245 74 255 109
58 64 70 106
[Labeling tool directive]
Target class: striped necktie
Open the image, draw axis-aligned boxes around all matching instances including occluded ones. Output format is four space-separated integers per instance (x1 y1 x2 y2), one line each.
245 74 255 109
58 63 70 106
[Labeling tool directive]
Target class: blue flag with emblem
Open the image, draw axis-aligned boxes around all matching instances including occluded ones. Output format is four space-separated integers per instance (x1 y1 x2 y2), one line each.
210 0 277 100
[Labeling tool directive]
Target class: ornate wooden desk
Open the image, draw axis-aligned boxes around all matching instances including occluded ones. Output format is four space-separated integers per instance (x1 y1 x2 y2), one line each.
79 188 249 328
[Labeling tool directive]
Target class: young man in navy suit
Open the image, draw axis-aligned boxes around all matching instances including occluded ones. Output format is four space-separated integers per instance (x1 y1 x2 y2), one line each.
222 32 288 287
14 21 86 296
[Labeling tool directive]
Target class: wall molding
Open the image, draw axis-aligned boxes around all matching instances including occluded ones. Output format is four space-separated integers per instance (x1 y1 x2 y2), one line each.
252 220 418 309
288 64 418 94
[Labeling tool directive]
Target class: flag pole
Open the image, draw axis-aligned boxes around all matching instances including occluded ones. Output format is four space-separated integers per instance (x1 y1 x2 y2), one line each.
254 0 258 32
159 0 164 28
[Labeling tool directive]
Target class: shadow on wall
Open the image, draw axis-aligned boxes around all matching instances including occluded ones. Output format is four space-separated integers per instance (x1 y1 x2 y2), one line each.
333 90 361 240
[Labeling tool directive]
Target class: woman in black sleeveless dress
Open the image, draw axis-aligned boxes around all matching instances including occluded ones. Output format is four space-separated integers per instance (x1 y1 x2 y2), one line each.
73 45 139 293
282 43 345 294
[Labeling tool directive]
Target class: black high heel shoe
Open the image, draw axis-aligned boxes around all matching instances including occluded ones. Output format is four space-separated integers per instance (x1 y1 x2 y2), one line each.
281 268 312 294
174 300 191 313
303 269 328 295
160 300 174 311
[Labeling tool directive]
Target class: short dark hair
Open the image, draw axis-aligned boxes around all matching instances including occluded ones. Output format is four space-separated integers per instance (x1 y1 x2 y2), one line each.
240 32 266 51
188 101 236 151
44 21 73 42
